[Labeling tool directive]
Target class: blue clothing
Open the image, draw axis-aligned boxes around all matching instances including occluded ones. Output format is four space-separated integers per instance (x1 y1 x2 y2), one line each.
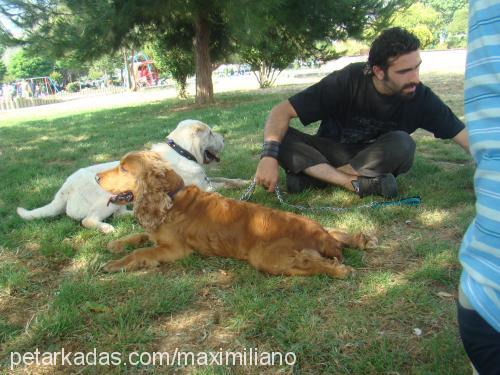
459 0 500 333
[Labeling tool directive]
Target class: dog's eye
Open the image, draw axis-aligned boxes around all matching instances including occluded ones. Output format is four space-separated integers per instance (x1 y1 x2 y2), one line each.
120 166 128 173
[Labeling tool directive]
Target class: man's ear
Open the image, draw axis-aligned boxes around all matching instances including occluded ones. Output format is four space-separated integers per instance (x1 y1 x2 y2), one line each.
372 65 385 81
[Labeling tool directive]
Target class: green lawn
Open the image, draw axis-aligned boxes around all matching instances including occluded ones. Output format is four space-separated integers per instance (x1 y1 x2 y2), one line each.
0 73 474 374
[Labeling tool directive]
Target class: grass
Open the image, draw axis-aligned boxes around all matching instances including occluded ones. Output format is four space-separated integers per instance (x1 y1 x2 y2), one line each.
0 72 474 374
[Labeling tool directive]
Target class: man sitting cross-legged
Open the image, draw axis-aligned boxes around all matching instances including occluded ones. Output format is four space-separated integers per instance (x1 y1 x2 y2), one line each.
255 27 469 198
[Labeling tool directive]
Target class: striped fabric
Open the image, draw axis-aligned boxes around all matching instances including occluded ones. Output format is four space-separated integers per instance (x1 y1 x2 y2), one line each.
459 0 500 332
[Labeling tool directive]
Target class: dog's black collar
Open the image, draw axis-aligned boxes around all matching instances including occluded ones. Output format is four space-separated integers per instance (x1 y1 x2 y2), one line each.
166 138 198 163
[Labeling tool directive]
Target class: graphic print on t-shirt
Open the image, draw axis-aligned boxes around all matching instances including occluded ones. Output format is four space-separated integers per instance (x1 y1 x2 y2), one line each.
340 117 399 144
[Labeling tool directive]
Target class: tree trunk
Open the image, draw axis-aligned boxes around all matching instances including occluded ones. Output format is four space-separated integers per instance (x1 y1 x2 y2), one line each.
194 14 214 105
124 50 136 91
177 76 188 99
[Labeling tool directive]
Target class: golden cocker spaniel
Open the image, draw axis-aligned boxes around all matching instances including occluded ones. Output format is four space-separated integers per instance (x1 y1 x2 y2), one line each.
97 151 377 277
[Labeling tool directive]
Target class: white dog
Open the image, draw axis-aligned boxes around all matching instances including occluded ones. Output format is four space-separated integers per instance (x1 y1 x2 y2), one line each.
17 120 249 233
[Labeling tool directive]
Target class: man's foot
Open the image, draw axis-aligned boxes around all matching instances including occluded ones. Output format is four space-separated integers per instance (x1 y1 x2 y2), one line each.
352 174 398 198
286 172 328 194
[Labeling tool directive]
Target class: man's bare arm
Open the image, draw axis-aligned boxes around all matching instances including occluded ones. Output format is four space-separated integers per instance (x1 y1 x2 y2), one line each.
255 100 298 191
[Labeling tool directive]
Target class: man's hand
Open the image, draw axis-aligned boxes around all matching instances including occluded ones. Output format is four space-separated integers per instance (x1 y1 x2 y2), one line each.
255 157 280 192
254 100 297 192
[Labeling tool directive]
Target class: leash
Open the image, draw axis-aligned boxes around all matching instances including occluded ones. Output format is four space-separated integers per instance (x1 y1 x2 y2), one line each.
205 176 216 191
239 180 421 212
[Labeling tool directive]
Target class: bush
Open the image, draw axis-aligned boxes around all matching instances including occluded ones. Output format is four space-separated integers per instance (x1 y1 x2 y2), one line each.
335 39 369 56
66 82 80 92
49 71 63 84
446 35 467 49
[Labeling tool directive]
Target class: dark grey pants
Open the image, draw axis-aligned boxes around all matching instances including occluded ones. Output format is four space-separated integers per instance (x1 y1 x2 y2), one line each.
278 127 416 177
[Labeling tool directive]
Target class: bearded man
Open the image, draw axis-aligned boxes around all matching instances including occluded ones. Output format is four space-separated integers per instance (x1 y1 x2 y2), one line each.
255 27 469 198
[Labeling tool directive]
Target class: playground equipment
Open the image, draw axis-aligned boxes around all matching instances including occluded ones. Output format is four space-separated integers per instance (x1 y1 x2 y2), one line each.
0 76 62 110
131 53 159 87
20 76 61 96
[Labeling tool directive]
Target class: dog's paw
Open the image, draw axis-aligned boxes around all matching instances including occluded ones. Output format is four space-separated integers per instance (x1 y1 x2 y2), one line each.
234 179 252 186
364 236 378 249
103 257 159 272
102 260 124 273
358 233 378 250
102 258 136 272
225 179 252 189
107 240 125 253
334 264 354 279
99 223 115 234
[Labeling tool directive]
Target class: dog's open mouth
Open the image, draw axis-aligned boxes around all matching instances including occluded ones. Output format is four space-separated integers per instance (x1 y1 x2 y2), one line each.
203 149 220 164
107 191 134 206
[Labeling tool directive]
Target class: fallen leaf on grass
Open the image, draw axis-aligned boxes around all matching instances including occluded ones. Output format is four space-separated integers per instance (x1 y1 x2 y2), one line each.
436 291 454 299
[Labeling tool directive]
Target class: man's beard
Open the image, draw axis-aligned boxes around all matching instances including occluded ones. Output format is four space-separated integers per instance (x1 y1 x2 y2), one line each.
381 75 419 99
399 82 418 99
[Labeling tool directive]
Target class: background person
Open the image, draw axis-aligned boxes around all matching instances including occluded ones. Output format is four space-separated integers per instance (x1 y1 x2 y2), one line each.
255 27 469 198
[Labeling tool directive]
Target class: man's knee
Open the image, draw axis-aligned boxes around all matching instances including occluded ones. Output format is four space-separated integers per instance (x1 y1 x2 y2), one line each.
280 127 304 149
278 128 329 174
278 128 306 172
383 131 416 157
352 131 416 176
382 131 415 174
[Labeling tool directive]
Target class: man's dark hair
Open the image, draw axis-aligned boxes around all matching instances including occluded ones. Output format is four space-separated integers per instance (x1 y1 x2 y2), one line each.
367 27 420 73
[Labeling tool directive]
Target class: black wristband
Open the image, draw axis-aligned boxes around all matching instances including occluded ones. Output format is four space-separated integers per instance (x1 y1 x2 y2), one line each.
261 140 280 159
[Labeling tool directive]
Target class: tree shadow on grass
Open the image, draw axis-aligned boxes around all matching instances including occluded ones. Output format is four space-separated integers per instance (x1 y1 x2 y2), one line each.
0 74 474 374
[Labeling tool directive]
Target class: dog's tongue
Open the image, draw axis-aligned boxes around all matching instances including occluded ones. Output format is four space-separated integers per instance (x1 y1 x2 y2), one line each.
107 191 134 206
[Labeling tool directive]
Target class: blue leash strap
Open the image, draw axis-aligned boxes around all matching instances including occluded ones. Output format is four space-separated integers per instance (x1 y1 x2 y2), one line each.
369 196 422 208
240 180 422 211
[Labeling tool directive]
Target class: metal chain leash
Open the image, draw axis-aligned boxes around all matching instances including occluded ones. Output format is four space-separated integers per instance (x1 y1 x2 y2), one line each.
239 179 257 201
274 185 379 212
239 180 421 211
204 176 216 192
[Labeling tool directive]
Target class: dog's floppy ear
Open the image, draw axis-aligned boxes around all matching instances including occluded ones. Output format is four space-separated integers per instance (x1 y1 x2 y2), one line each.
190 123 211 163
191 122 208 134
134 158 185 232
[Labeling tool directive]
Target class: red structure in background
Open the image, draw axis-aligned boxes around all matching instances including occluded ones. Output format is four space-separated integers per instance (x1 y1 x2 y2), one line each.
132 53 159 87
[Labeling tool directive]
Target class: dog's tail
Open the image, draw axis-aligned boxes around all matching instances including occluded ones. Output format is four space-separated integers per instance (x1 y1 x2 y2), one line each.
17 186 68 220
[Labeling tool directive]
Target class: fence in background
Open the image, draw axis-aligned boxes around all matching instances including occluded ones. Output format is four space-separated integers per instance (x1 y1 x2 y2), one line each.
0 86 128 111
0 96 62 111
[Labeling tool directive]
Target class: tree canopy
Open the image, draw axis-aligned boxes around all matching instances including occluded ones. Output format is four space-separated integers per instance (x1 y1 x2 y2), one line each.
390 3 441 48
447 7 468 48
1 0 408 103
144 21 196 98
230 0 407 87
421 0 467 25
6 48 53 79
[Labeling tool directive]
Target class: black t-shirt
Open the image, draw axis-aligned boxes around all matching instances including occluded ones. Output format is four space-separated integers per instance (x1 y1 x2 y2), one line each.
288 62 465 144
